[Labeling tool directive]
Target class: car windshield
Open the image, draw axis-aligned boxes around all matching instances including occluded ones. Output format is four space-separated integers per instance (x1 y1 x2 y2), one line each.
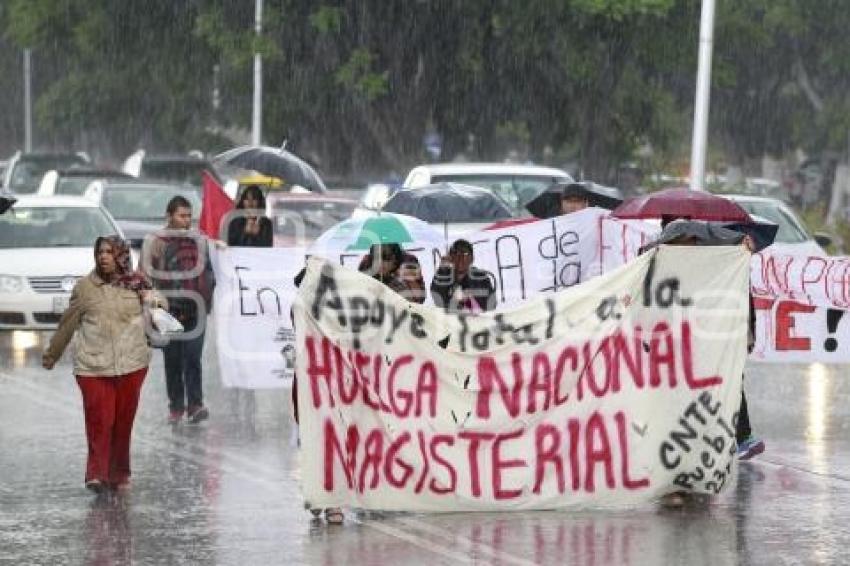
734 200 810 244
141 161 207 188
430 174 566 213
56 176 103 196
272 200 356 240
0 206 117 248
9 156 88 194
102 186 201 220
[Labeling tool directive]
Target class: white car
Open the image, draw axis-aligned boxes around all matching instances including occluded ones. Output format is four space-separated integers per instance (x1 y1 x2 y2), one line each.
0 196 124 329
3 151 90 194
84 180 201 247
723 194 829 255
402 163 572 213
36 168 132 196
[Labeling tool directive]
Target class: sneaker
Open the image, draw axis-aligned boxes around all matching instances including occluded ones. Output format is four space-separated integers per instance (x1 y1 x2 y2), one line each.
188 406 209 424
168 409 184 425
85 479 106 494
737 437 765 461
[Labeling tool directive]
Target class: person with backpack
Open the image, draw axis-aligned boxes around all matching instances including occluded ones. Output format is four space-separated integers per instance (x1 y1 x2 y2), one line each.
141 195 216 425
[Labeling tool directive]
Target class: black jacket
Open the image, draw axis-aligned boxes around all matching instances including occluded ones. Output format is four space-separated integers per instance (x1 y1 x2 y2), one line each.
430 265 496 312
227 216 273 247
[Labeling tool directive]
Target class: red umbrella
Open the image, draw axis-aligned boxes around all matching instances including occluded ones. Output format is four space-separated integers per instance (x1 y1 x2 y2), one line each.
611 188 752 223
484 217 538 230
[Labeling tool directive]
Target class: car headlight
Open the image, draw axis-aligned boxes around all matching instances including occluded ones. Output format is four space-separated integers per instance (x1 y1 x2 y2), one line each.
0 275 25 293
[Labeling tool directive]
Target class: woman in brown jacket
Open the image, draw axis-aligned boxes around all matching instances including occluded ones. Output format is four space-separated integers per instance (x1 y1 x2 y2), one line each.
43 235 161 494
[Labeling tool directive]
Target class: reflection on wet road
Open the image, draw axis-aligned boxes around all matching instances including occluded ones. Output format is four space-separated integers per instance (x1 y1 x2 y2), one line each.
2 330 850 565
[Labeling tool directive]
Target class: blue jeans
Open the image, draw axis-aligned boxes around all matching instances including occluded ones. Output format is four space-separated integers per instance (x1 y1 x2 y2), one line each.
162 329 205 412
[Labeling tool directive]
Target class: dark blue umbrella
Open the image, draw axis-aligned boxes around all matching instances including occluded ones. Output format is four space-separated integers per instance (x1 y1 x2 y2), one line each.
382 182 514 223
0 193 16 215
213 145 327 193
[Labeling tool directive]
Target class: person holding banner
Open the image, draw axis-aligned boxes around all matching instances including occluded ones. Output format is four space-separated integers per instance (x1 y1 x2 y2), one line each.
737 270 765 460
358 243 426 304
291 266 344 524
42 236 163 493
560 183 590 214
226 185 273 247
224 185 273 427
650 221 765 461
430 239 496 313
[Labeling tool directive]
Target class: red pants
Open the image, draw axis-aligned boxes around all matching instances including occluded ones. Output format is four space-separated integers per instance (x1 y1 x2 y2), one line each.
76 367 147 485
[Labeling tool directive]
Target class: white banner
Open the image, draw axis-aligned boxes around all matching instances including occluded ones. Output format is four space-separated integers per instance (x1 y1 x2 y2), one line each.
212 247 306 388
294 247 749 511
464 208 656 306
211 212 850 389
751 247 850 310
750 299 850 362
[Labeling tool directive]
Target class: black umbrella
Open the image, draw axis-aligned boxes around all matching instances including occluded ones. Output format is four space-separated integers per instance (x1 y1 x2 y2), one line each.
640 217 778 255
382 182 514 223
645 220 746 251
526 181 623 218
213 145 327 193
720 216 778 252
0 194 16 215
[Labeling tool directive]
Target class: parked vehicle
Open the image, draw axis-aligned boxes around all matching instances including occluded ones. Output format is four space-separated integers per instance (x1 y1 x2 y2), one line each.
356 183 402 212
36 168 132 196
265 193 357 247
723 194 829 255
402 163 572 213
3 152 91 194
122 149 218 192
0 196 124 329
84 180 201 247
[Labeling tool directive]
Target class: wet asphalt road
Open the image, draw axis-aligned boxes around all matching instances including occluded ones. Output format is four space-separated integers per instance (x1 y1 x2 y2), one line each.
2 329 850 566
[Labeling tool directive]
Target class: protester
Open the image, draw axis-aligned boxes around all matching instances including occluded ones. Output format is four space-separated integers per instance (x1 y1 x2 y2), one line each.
560 182 591 214
358 243 426 304
141 195 216 425
227 185 273 247
647 220 764 460
290 266 343 524
646 220 763 506
225 185 273 426
42 236 163 493
430 239 496 313
736 244 766 461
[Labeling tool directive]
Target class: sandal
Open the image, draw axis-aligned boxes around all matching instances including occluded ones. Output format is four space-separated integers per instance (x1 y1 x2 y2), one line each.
324 508 344 524
660 492 687 507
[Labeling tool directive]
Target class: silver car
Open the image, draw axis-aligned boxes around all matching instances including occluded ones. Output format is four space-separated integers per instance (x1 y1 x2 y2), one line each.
724 194 830 255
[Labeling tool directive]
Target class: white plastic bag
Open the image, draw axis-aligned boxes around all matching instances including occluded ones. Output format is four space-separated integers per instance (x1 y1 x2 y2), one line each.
150 307 184 334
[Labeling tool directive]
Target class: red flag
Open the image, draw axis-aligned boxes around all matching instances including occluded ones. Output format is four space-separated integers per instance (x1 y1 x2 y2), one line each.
199 170 234 239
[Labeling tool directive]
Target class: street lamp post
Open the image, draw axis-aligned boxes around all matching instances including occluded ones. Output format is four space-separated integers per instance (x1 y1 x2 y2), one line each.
689 0 716 191
23 48 32 152
251 0 263 146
